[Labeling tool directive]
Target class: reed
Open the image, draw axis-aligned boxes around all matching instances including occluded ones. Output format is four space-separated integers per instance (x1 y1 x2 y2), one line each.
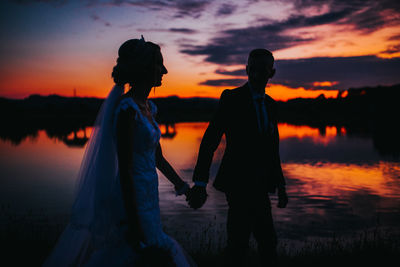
1 207 399 266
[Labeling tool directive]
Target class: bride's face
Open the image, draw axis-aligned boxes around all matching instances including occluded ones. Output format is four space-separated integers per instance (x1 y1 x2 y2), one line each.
153 50 168 87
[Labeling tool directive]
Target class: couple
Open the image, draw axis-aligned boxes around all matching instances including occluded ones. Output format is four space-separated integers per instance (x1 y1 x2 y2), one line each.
43 37 288 267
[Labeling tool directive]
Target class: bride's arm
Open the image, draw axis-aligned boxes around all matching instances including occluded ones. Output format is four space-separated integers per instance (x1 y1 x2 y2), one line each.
156 143 189 195
116 107 144 246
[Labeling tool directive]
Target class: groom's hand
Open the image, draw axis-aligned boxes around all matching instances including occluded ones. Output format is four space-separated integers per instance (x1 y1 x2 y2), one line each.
187 185 207 209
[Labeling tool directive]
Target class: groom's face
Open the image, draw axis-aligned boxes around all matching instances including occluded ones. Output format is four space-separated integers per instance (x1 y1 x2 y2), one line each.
246 56 275 88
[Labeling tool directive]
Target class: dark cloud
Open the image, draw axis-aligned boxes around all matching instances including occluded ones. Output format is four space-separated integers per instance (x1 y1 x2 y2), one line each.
179 9 358 65
136 27 198 35
90 14 111 27
215 68 246 76
381 44 400 55
180 29 313 65
388 34 400 41
180 0 400 65
10 0 66 5
11 0 212 18
216 3 237 16
85 0 211 19
292 0 400 33
199 78 246 87
169 28 197 34
280 9 352 28
173 0 211 18
202 56 400 90
272 56 400 89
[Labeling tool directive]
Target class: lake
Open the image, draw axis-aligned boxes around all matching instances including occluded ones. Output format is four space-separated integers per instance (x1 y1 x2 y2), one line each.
0 122 399 255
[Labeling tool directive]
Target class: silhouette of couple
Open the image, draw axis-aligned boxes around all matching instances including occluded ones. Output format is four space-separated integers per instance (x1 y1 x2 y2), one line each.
44 37 288 267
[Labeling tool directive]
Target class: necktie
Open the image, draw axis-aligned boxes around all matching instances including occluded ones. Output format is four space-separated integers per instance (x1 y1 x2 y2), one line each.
257 97 266 133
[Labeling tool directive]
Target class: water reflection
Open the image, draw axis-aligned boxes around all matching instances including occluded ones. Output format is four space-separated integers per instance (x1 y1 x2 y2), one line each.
64 129 89 147
0 122 399 247
1 121 399 160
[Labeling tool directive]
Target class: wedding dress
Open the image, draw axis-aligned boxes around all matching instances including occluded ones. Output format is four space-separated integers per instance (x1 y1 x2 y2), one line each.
43 85 195 266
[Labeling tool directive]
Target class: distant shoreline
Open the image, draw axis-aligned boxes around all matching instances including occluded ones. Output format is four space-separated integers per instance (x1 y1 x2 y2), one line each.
1 84 399 157
1 83 398 124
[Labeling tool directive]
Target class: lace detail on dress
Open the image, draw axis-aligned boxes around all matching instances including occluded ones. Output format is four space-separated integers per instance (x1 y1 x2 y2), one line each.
148 100 157 116
114 97 171 251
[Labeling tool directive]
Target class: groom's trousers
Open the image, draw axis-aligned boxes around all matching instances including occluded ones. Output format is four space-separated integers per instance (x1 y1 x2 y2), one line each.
224 189 277 266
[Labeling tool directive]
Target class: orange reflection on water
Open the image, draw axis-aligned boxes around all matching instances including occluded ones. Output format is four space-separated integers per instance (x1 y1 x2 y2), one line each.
312 81 339 87
278 123 341 145
278 123 320 139
0 130 85 183
159 122 226 180
283 162 400 198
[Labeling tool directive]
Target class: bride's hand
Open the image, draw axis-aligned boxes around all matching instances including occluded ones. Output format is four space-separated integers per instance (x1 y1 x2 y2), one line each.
174 181 190 196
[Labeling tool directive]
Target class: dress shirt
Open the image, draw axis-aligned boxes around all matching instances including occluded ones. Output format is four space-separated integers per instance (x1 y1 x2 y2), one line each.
248 82 269 133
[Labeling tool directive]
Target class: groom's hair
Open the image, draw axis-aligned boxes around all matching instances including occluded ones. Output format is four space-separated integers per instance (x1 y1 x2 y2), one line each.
248 48 274 67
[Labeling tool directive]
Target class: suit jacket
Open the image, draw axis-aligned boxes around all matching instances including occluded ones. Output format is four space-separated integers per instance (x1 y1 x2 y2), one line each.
193 82 285 193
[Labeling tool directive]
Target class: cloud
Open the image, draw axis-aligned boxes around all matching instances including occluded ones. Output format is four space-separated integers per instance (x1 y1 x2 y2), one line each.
199 78 246 87
179 0 400 65
90 13 111 27
202 56 400 90
179 9 359 65
381 44 400 55
10 0 67 5
215 68 246 76
272 56 400 89
216 3 237 16
136 27 198 35
173 0 211 18
169 28 198 34
85 0 212 19
388 34 400 41
291 0 400 33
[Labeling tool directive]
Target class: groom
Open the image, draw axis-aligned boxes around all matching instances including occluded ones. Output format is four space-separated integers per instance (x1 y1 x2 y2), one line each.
188 49 288 266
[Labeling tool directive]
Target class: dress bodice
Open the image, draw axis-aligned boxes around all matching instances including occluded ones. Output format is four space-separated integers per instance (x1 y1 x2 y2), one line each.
115 97 161 156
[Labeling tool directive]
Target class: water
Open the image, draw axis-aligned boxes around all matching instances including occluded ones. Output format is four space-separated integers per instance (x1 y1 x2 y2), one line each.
0 122 399 253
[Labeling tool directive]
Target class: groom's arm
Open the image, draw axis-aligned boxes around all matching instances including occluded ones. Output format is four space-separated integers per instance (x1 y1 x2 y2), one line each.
188 90 229 209
271 101 285 188
193 89 229 184
270 101 288 208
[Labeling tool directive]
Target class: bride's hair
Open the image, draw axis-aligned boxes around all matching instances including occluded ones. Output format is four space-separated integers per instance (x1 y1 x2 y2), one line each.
112 39 160 86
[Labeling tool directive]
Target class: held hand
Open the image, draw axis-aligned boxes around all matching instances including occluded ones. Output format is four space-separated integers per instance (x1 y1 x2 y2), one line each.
174 181 190 196
186 185 207 209
277 187 288 208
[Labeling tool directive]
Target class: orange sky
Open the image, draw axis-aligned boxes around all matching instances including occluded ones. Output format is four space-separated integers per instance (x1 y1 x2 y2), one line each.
0 0 399 100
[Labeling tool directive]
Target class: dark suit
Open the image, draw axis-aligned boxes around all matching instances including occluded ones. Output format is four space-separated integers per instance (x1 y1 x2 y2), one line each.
193 82 285 265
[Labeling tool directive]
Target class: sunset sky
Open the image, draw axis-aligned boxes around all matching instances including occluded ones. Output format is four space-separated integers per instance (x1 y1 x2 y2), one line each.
1 0 399 100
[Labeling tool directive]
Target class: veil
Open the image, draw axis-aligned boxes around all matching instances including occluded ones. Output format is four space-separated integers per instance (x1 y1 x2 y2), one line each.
43 85 125 266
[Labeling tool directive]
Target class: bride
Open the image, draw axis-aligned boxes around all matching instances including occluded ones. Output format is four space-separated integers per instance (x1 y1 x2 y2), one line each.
43 37 196 266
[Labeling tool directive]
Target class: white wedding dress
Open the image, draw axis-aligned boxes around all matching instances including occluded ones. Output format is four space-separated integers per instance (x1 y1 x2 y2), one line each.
43 86 195 266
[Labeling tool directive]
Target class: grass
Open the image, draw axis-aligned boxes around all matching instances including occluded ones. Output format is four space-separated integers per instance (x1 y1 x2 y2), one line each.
1 207 399 267
191 228 400 267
